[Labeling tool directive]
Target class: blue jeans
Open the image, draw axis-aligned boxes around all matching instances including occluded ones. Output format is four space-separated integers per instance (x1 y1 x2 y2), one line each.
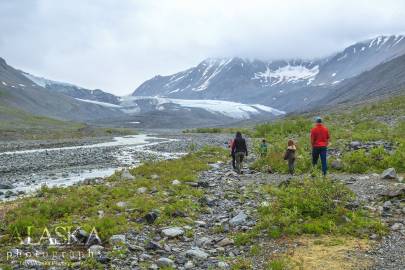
312 147 328 175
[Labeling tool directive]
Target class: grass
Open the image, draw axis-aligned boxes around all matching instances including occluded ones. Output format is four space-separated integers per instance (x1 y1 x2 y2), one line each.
0 104 136 140
232 178 385 249
250 95 405 174
257 178 385 238
0 146 228 262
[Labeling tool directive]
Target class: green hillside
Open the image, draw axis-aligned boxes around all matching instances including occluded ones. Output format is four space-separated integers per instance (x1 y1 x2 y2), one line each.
0 104 135 140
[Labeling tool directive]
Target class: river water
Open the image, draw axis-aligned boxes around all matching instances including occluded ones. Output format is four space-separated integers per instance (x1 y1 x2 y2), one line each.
0 134 186 199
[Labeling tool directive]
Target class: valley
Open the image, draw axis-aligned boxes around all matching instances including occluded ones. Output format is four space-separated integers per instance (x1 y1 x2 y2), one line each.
1 30 405 269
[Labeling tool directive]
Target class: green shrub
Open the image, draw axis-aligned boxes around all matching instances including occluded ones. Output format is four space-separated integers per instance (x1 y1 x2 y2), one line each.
256 178 385 238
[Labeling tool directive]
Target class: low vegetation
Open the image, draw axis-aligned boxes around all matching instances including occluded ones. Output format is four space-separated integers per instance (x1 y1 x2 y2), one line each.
233 178 385 248
251 95 405 174
0 104 136 140
0 146 228 254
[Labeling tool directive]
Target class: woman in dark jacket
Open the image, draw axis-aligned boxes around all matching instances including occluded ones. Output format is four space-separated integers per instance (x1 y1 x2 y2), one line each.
231 132 248 174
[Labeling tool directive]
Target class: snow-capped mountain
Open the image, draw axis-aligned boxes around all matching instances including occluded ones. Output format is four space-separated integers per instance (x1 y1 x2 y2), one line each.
132 35 405 111
22 72 120 105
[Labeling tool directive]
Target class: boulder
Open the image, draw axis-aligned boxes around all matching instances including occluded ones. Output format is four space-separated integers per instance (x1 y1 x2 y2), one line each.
109 234 126 245
381 168 397 180
144 212 158 224
218 261 231 269
229 211 248 226
185 247 209 260
391 223 404 231
137 187 147 194
161 227 184 238
156 257 175 268
172 179 181 185
185 261 195 269
331 159 343 170
0 182 14 189
121 169 135 180
24 259 42 267
217 237 234 247
116 201 127 208
88 245 104 255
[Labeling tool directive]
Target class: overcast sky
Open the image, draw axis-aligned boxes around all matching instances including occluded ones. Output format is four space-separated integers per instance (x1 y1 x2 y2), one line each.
1 0 405 95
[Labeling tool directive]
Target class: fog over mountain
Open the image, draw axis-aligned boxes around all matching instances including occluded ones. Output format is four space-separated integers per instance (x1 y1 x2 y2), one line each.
1 0 405 95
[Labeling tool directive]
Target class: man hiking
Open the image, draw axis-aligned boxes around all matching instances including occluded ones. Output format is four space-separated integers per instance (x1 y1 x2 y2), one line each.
231 131 248 174
310 117 330 176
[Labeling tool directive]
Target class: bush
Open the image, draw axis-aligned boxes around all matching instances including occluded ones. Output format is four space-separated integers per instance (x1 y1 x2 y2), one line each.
256 178 385 238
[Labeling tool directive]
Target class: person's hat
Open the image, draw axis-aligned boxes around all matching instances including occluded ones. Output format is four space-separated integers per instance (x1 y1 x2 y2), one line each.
315 116 322 123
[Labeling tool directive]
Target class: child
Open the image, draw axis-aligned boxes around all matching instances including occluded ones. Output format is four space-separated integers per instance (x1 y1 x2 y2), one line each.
259 139 268 158
284 139 296 175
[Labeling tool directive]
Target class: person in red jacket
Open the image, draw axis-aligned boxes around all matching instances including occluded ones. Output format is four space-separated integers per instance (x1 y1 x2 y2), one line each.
310 117 330 175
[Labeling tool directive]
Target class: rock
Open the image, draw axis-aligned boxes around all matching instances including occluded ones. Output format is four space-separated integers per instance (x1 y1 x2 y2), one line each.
391 223 404 231
98 210 105 218
185 261 194 269
229 211 248 226
151 174 160 180
331 159 343 170
217 237 234 247
218 261 230 269
137 187 147 194
195 220 207 227
121 169 135 180
196 237 214 248
381 168 397 180
96 254 110 264
109 234 126 245
350 141 362 149
146 241 163 251
156 257 175 268
24 259 42 267
383 201 392 209
86 232 102 246
197 181 210 188
198 196 217 207
161 227 184 238
172 209 187 217
144 212 158 224
140 253 153 261
172 179 181 185
88 245 104 255
185 247 209 260
116 201 127 208
73 229 89 243
0 182 14 189
381 188 405 198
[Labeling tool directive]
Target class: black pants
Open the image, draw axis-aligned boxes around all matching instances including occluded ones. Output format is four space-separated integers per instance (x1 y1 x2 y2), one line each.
312 147 328 175
231 153 236 169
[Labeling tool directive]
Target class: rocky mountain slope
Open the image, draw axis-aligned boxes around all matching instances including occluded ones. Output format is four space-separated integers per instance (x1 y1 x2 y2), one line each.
21 72 121 105
132 35 405 111
0 58 125 122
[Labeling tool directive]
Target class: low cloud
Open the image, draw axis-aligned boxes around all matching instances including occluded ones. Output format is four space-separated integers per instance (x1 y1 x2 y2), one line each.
1 0 405 95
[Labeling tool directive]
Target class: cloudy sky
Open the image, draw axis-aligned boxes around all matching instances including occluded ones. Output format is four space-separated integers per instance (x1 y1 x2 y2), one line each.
1 0 405 95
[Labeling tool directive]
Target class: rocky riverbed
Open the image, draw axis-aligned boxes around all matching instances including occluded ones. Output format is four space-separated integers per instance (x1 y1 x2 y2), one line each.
0 133 232 200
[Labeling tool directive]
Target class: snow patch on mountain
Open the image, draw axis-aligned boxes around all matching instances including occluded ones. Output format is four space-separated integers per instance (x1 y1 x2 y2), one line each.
22 72 78 88
253 64 319 86
193 58 233 91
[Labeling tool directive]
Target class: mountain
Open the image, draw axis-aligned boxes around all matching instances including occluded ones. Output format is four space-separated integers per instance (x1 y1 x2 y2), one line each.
132 35 405 111
0 57 125 122
21 72 120 105
314 53 405 107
